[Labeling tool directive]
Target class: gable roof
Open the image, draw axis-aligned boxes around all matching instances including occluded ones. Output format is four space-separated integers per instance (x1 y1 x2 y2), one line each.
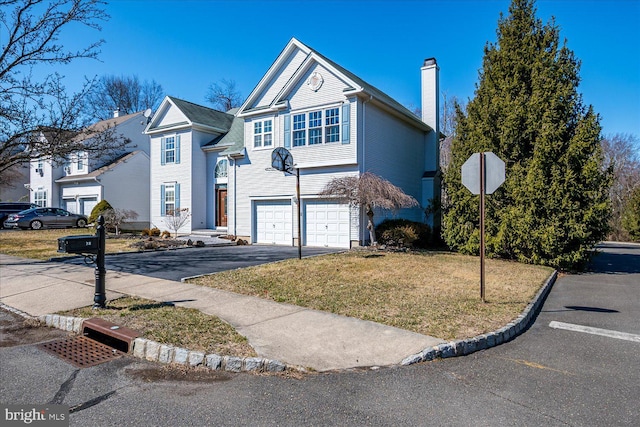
238 38 430 132
54 151 148 183
146 96 234 134
202 110 245 157
71 111 145 143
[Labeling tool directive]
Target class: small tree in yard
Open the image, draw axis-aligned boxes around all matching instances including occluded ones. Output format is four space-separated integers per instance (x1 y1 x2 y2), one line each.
163 208 191 237
319 172 418 245
102 208 138 235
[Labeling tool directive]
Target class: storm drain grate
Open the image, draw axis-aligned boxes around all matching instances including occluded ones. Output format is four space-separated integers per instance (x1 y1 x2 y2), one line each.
38 336 124 368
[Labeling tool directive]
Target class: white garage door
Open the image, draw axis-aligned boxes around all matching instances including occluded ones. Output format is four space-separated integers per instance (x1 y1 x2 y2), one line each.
305 201 350 248
255 201 292 245
80 197 98 216
63 199 77 214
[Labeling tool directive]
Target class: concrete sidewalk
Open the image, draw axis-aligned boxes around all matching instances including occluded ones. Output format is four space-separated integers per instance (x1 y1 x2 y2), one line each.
0 254 444 371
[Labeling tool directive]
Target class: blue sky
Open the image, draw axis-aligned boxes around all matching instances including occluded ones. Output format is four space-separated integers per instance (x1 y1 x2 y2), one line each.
49 0 640 137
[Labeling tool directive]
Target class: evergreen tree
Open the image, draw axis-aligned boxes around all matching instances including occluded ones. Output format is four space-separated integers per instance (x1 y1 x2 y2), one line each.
442 0 611 270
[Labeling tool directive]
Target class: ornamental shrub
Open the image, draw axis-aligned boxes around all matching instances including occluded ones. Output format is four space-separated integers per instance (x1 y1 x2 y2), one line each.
88 200 113 224
376 219 431 249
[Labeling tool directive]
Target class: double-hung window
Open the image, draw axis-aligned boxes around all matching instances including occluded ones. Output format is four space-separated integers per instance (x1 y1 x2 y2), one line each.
293 114 306 147
34 190 47 207
253 120 273 148
290 107 341 147
308 111 322 145
161 135 180 165
77 152 85 171
325 108 340 143
164 137 175 163
161 183 180 216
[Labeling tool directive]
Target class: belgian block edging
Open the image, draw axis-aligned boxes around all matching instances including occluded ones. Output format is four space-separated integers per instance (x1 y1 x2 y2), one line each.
33 313 290 373
401 270 558 366
3 269 557 372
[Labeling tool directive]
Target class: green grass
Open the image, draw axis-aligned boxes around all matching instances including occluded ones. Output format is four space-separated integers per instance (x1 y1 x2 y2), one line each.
61 297 256 357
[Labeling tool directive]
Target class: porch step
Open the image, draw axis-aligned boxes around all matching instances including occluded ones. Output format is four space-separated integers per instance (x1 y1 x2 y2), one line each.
190 229 228 237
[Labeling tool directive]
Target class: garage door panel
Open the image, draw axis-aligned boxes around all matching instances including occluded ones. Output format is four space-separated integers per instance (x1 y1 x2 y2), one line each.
305 201 350 248
255 201 292 245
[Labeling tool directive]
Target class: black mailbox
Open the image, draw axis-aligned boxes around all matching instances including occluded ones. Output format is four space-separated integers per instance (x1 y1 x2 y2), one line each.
58 235 100 254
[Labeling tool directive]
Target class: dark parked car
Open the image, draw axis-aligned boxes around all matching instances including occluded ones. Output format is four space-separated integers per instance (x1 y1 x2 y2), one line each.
3 207 88 230
0 202 37 229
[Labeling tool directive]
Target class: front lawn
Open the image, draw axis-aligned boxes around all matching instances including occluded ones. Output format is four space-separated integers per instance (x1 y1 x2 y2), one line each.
188 250 553 340
0 229 153 260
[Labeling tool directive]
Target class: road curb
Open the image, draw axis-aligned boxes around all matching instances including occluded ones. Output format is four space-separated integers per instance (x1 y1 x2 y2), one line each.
401 270 558 366
30 312 302 374
2 269 558 373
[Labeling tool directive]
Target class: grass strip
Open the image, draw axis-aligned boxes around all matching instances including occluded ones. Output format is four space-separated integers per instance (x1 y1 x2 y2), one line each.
60 296 256 357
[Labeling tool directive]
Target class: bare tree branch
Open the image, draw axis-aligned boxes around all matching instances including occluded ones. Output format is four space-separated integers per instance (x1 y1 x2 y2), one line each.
320 172 418 244
85 74 164 120
1 0 110 180
205 78 242 112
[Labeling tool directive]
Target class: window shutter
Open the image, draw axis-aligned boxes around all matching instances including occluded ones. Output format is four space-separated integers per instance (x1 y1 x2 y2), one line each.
175 183 180 210
283 114 291 149
175 135 181 164
160 185 166 216
160 138 166 165
342 104 350 144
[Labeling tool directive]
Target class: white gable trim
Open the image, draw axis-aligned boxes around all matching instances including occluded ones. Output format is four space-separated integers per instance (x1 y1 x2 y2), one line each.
238 38 313 117
270 54 362 109
145 96 191 134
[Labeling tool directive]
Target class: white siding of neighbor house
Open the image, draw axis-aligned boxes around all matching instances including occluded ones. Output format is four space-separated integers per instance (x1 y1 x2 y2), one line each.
0 163 29 201
60 184 101 214
99 151 150 228
251 49 309 109
29 157 61 207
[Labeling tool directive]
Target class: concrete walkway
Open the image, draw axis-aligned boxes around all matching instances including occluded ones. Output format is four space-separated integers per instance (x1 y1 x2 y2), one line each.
0 254 444 371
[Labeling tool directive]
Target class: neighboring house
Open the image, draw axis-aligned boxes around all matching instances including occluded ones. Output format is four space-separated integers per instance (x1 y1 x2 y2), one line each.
29 111 151 228
147 37 440 247
0 163 29 202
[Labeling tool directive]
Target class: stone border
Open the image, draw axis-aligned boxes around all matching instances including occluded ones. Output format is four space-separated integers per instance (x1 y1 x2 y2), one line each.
2 270 558 372
401 270 558 366
35 313 295 374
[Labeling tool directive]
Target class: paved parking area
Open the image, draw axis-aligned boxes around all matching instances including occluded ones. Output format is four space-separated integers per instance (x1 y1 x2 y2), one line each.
58 245 342 282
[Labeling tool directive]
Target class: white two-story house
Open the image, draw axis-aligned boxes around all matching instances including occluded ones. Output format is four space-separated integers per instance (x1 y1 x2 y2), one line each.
29 111 151 228
147 37 440 247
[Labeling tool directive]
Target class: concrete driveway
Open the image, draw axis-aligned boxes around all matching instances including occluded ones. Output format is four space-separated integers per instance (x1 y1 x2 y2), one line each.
58 245 342 282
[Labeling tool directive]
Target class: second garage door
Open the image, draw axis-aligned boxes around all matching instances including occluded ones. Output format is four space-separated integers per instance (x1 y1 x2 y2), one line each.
305 201 350 248
255 201 292 245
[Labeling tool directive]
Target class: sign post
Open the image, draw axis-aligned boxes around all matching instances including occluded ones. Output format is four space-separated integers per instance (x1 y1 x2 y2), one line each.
461 152 505 302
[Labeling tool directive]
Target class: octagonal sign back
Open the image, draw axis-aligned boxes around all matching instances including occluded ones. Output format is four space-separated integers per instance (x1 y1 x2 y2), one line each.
461 152 505 195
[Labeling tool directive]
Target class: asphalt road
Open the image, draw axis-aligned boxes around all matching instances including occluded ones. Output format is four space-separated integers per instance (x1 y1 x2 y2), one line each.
58 245 341 282
2 242 638 426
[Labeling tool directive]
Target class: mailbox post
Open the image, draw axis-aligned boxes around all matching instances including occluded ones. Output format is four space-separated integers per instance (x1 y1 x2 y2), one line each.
57 215 107 308
93 215 106 309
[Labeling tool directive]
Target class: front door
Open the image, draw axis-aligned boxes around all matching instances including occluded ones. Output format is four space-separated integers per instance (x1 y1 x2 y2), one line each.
216 189 227 227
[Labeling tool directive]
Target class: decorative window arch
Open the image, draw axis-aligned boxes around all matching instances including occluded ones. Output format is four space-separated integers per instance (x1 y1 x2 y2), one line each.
215 159 228 178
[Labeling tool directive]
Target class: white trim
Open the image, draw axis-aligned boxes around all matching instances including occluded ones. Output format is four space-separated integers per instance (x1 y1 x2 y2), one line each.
295 159 357 169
